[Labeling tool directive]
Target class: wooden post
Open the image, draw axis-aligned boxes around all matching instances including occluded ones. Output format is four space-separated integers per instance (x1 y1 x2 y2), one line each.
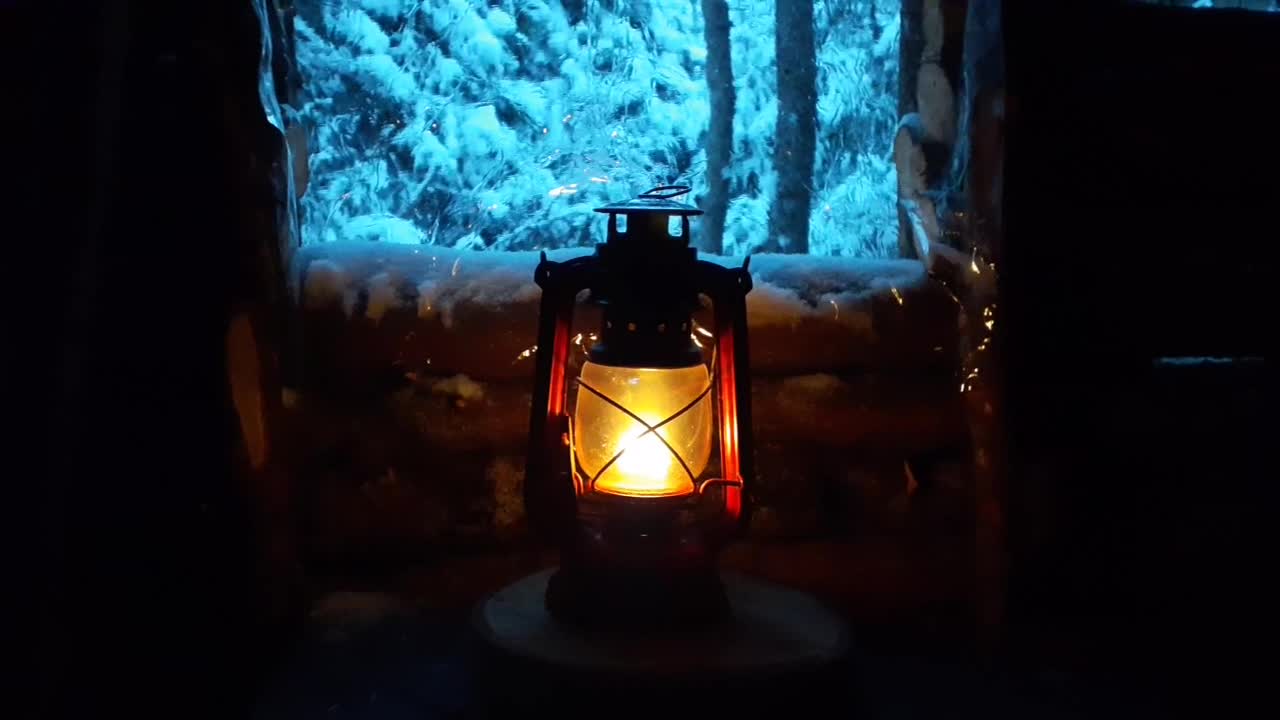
897 0 969 261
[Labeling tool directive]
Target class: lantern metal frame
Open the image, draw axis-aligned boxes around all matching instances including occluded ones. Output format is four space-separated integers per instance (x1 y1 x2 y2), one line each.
525 186 755 629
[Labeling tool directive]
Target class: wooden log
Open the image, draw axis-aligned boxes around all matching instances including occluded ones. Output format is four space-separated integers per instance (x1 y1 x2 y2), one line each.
915 0 968 153
291 370 966 459
898 0 968 259
293 247 958 383
752 372 966 452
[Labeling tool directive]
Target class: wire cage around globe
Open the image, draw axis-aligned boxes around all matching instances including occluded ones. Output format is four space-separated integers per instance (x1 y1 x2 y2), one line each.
572 361 714 499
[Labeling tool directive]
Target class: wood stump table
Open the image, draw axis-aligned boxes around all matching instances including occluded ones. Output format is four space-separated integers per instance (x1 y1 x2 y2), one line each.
473 568 851 714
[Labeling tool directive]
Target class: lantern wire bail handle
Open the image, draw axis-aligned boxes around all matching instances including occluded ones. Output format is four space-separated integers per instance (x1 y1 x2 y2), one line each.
638 185 692 200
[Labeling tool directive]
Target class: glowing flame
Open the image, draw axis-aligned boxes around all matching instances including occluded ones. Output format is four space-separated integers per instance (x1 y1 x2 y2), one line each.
890 287 904 306
615 433 672 485
515 345 538 361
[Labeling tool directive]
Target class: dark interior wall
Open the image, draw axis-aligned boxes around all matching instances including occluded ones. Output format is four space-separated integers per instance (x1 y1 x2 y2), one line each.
1002 0 1273 367
998 0 1274 709
15 2 292 718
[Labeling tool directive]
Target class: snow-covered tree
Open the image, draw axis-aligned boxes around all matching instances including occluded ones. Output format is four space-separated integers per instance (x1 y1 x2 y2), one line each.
294 0 900 256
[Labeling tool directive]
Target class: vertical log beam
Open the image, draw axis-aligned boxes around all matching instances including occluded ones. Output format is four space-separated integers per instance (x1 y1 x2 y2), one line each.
953 0 1005 657
898 0 970 261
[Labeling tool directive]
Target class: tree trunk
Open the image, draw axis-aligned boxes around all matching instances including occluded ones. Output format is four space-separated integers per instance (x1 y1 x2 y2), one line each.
700 0 734 255
897 0 925 258
767 0 816 253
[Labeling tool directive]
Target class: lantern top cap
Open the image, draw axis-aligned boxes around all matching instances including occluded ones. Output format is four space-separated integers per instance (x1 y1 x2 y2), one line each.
594 185 703 217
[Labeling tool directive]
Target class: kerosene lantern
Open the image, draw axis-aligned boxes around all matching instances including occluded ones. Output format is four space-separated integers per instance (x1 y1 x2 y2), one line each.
524 185 754 628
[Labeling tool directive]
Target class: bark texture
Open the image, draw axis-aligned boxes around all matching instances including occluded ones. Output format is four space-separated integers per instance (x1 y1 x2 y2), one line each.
767 0 817 253
699 0 734 254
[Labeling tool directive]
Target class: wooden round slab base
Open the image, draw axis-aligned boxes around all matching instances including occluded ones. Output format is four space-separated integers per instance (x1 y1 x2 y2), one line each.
475 568 848 682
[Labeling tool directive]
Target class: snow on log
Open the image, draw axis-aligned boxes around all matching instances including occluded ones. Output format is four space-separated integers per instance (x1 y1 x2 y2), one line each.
293 243 958 382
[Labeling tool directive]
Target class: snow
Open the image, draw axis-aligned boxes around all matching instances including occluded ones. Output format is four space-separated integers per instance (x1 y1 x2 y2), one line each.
343 214 426 244
1153 356 1263 367
738 253 923 329
330 8 389 54
296 241 926 332
1143 0 1279 10
428 374 486 403
359 0 406 20
364 271 401 322
302 259 350 310
292 0 901 256
352 53 416 103
486 9 518 38
298 242 584 327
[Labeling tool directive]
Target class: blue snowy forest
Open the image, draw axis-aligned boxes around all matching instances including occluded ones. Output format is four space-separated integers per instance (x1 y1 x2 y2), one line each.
294 1 902 257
